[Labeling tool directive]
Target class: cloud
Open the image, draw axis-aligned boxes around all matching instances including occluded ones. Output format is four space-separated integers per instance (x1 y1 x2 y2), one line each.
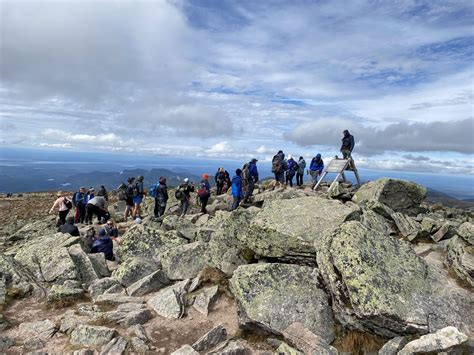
285 118 474 155
402 154 431 161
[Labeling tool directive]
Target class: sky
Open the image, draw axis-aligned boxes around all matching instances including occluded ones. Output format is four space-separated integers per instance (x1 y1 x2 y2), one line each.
0 0 473 175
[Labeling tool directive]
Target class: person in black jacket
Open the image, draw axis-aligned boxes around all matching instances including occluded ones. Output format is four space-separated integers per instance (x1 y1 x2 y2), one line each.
154 176 168 218
59 217 80 236
340 130 355 159
214 167 226 195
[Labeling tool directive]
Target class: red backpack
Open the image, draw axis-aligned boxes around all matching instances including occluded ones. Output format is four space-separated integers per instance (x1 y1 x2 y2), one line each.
197 182 208 197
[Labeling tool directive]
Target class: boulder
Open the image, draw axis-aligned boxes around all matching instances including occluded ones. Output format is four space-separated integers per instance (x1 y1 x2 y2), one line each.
18 319 57 341
118 224 188 262
361 209 393 235
0 253 34 303
7 217 57 242
59 310 82 334
47 282 85 306
68 244 99 287
230 263 335 344
147 279 190 319
352 178 426 215
70 324 117 347
88 278 122 299
212 339 251 355
398 326 468 354
431 221 457 242
0 335 13 350
282 322 338 354
276 342 303 355
240 196 359 262
316 221 471 337
112 257 159 287
160 242 210 280
14 233 79 284
94 294 145 305
101 337 128 354
378 336 409 355
87 253 110 278
126 269 170 296
192 324 227 352
391 212 423 241
445 236 474 287
172 344 199 355
252 187 307 206
457 222 474 245
130 337 149 351
162 215 197 241
193 285 219 316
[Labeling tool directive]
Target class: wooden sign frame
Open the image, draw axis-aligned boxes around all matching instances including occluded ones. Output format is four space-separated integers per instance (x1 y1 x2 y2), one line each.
313 156 361 193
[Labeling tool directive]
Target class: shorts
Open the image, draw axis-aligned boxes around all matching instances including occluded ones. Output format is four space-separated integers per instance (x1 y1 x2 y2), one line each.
126 197 134 207
133 196 143 205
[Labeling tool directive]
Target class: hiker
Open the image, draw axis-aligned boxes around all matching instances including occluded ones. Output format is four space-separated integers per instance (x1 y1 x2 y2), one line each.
271 150 287 184
231 169 244 211
97 185 108 201
243 158 259 203
59 217 80 236
73 186 87 224
285 154 298 187
309 153 324 188
176 178 195 217
49 192 72 226
91 227 114 261
154 176 168 218
124 177 135 220
86 195 108 224
340 130 355 159
296 156 306 186
132 176 145 219
215 167 226 195
85 187 95 204
104 219 119 240
223 170 231 193
197 174 211 214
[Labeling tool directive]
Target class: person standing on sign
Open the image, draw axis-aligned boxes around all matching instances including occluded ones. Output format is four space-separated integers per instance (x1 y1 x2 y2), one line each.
340 130 355 159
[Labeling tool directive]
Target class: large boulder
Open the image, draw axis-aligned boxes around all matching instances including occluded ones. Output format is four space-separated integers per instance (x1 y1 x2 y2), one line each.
445 236 474 287
126 269 170 296
70 324 117 347
162 215 197 241
0 253 34 303
117 224 188 262
147 279 190 319
160 242 211 280
230 263 335 344
352 178 426 215
239 196 359 262
398 326 468 354
68 244 99 287
316 221 471 338
457 222 474 245
14 233 80 284
112 257 159 287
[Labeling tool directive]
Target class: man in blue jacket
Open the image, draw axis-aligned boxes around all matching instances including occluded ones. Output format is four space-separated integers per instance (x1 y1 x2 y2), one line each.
91 228 114 261
244 158 259 203
231 169 244 211
309 154 324 188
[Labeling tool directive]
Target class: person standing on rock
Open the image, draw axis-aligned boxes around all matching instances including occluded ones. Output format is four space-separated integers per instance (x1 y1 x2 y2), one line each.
224 170 231 193
272 150 287 184
49 191 72 226
309 154 324 188
231 169 244 211
97 185 108 201
214 167 226 195
296 156 306 187
244 158 259 203
340 130 355 159
132 176 145 219
285 155 298 187
73 186 87 224
176 178 195 217
154 176 168 218
86 195 108 224
124 177 135 220
59 217 80 236
197 174 211 214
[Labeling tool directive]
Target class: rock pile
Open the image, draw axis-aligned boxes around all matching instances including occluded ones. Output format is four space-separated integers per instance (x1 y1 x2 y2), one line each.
0 178 472 353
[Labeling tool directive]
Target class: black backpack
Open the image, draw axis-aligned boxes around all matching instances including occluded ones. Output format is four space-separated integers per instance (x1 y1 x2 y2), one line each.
64 197 73 210
271 155 283 173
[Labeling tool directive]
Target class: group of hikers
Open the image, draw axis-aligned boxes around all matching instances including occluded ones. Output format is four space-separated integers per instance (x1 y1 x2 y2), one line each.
49 130 355 258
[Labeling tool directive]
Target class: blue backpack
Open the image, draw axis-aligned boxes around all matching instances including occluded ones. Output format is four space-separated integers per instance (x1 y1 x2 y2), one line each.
149 183 158 198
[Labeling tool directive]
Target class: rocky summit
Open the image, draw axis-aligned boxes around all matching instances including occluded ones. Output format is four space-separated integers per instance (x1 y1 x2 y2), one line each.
0 178 473 354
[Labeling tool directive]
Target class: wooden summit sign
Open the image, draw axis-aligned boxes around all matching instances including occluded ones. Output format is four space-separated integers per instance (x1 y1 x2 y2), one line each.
313 157 361 193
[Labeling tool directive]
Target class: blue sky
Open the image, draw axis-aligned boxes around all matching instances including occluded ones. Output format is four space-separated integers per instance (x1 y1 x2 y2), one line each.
0 0 473 174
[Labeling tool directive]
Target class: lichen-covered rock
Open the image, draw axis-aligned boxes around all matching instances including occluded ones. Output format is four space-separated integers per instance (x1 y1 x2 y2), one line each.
87 253 110 278
160 242 211 280
391 212 423 241
0 253 34 303
162 215 197 241
252 187 307 206
398 326 468 354
126 269 170 296
230 263 335 344
240 196 359 262
352 178 426 215
316 221 471 337
47 283 85 305
171 344 199 355
88 277 122 299
101 337 128 354
6 217 57 242
14 233 79 284
276 342 303 355
193 285 219 316
117 224 188 262
70 324 117 347
192 324 227 352
445 236 474 287
361 209 393 235
282 322 338 354
18 319 57 341
457 222 474 245
68 244 99 287
147 279 190 319
431 221 458 242
112 257 159 287
378 336 409 355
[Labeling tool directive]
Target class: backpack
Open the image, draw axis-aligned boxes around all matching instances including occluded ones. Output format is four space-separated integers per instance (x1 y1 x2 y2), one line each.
271 155 283 173
132 183 140 197
242 163 250 181
175 186 186 201
149 183 158 198
292 161 299 172
126 185 134 198
64 197 73 210
197 182 209 198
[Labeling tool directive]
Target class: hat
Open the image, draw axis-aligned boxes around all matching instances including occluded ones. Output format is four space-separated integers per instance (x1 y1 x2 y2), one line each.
80 186 86 190
184 178 189 183
251 158 258 163
56 191 62 196
203 173 209 180
89 187 95 191
288 154 293 160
